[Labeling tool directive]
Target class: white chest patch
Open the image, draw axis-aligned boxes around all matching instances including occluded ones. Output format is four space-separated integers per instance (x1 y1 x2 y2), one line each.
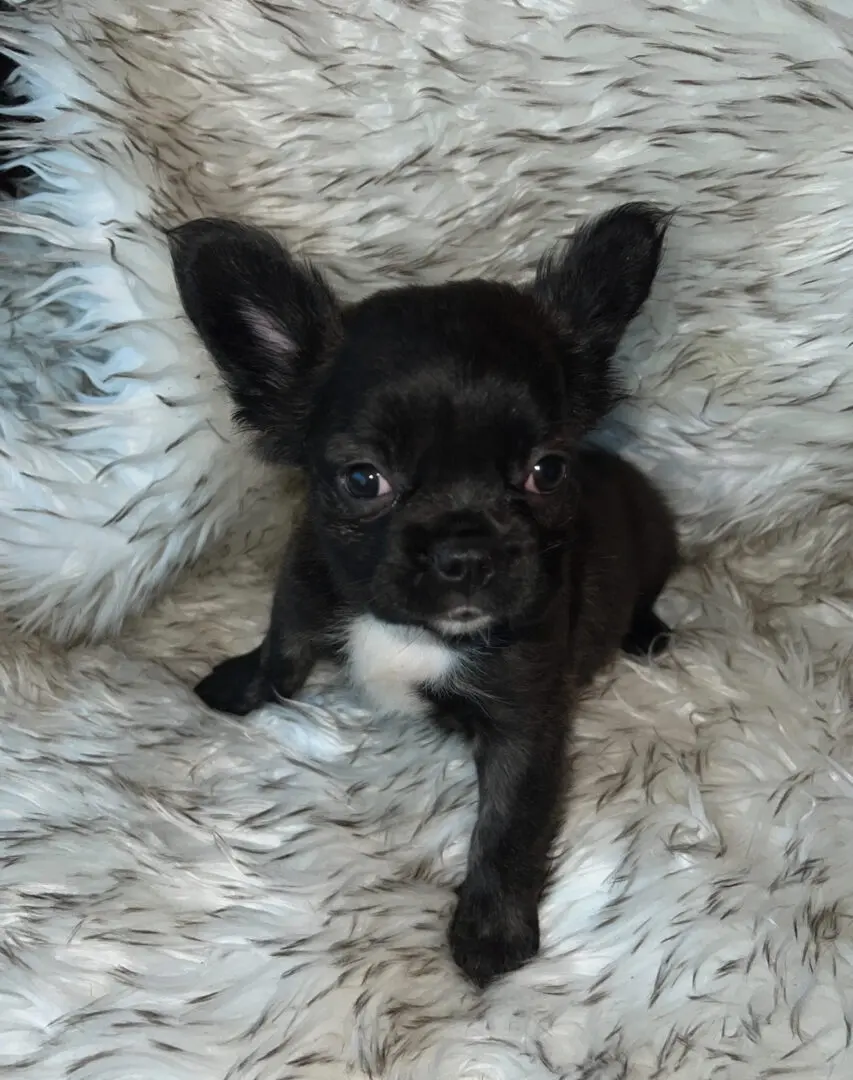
344 614 463 717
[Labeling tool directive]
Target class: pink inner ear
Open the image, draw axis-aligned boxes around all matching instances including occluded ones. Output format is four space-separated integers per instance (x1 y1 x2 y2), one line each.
241 300 296 359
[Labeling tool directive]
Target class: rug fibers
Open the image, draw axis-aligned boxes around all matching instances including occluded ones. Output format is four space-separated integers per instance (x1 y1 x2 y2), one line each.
2 1 853 1076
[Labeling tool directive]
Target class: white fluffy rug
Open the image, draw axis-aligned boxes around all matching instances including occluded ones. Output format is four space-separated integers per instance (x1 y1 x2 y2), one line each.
4 0 853 1076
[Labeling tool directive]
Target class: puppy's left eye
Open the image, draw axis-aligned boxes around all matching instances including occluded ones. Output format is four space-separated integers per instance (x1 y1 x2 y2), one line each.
342 463 392 500
524 454 567 494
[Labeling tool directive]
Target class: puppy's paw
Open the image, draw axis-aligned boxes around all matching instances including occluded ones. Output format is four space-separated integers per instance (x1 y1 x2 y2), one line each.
622 609 671 658
195 647 272 716
449 885 540 988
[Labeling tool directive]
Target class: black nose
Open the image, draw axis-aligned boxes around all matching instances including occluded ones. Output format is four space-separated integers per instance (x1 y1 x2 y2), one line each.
431 539 495 590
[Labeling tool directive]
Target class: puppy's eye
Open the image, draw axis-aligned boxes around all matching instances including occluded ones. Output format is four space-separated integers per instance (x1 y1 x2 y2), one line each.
342 463 392 500
524 454 567 494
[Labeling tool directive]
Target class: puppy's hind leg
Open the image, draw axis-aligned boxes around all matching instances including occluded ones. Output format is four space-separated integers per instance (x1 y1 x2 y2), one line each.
622 489 679 660
621 546 676 659
621 603 671 658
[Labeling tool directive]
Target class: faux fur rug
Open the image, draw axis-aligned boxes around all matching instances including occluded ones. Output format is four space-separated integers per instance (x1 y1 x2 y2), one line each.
4 0 853 1076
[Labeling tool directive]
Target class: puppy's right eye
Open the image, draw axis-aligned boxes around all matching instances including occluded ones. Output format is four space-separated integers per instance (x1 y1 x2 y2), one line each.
342 463 392 500
524 453 567 494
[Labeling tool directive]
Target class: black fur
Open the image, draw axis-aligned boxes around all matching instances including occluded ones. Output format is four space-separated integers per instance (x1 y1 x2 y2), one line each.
169 203 679 988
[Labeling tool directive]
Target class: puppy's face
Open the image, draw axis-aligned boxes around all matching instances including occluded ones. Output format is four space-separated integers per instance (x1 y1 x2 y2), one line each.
306 282 576 634
170 205 667 638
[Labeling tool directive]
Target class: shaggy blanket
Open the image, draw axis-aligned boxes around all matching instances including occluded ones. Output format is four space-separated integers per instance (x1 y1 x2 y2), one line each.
3 0 853 1076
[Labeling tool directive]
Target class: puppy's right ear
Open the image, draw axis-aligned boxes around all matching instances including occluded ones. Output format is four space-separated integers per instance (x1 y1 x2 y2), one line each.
168 217 339 465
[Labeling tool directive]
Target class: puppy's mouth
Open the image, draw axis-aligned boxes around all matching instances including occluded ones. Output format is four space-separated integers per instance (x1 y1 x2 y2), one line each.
429 606 495 638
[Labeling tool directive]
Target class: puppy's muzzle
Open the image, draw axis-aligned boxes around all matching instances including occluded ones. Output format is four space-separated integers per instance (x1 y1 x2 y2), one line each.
431 537 495 591
425 510 504 595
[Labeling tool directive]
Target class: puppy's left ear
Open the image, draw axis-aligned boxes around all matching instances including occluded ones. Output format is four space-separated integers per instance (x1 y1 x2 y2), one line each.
534 202 670 424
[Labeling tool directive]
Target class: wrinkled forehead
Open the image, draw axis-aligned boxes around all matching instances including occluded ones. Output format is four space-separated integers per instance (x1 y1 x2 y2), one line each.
341 280 562 381
316 282 567 464
320 368 559 478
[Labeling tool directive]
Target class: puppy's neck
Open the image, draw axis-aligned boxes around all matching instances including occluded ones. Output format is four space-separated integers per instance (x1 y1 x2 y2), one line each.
343 614 469 718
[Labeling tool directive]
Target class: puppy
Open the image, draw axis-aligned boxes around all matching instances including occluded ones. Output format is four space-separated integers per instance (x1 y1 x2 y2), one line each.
169 203 679 988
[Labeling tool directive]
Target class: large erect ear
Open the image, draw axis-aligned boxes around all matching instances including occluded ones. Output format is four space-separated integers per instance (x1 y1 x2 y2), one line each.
533 202 670 425
168 217 339 465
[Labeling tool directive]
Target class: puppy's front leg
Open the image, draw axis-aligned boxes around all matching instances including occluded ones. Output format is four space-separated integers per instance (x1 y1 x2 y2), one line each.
196 523 335 716
446 693 568 987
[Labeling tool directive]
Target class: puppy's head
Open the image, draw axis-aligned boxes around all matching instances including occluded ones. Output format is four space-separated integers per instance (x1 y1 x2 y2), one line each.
170 204 667 638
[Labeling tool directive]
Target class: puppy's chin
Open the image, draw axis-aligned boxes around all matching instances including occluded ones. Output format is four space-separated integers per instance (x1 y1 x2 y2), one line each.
429 609 496 640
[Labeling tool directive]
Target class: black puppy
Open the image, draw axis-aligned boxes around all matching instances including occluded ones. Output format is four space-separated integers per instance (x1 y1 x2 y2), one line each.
169 204 678 988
